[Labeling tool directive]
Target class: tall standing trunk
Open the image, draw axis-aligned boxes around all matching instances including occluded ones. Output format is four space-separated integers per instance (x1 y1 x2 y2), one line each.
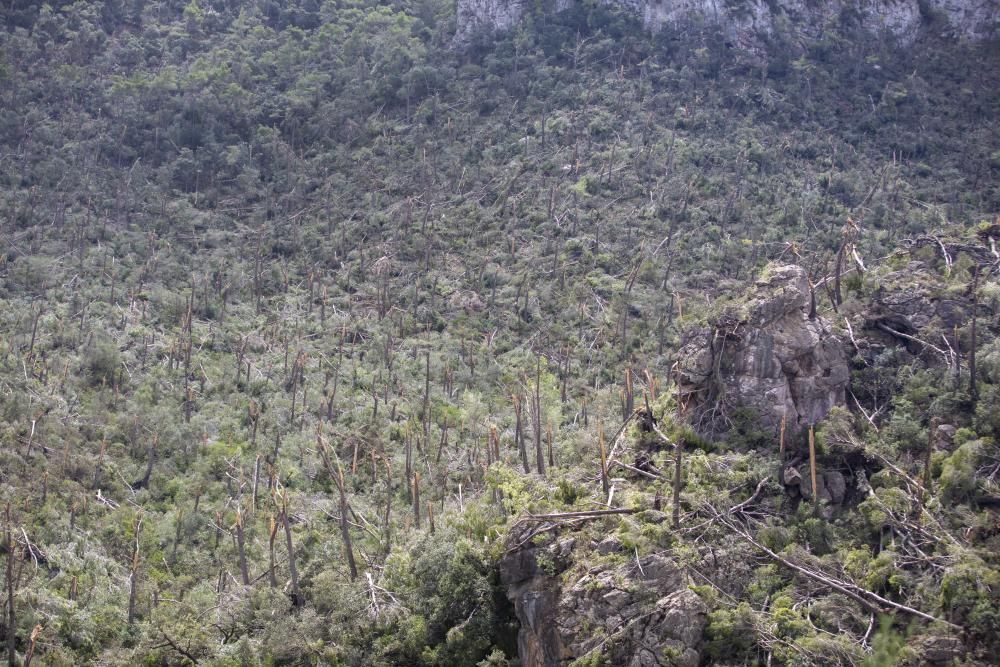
412 472 421 529
235 507 250 585
778 411 787 461
914 418 937 522
969 266 979 405
672 436 683 529
317 439 358 580
513 395 529 473
422 350 431 442
267 513 278 588
6 503 16 667
278 491 300 605
127 514 143 626
808 426 818 512
383 460 392 554
598 423 610 498
533 356 545 475
135 436 158 489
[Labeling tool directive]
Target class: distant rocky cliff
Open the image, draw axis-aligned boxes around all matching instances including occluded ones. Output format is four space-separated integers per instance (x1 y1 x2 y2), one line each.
455 0 998 45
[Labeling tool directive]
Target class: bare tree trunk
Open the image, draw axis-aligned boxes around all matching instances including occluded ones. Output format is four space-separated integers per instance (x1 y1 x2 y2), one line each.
317 438 358 581
27 307 42 361
914 418 937 522
251 455 260 512
412 472 421 529
422 350 431 442
969 266 979 405
235 507 250 585
546 424 554 469
170 508 183 565
383 461 392 554
533 356 545 475
622 367 634 421
513 395 529 473
267 514 278 588
598 423 610 497
672 436 683 529
808 426 818 511
6 503 16 667
135 436 158 489
278 492 300 605
778 411 787 460
833 243 845 310
23 625 40 667
127 514 143 626
404 430 413 503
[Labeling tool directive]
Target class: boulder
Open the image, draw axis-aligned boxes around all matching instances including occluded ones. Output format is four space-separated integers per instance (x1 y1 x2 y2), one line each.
781 463 848 510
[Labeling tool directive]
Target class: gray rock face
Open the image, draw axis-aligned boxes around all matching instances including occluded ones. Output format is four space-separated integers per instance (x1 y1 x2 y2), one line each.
500 536 572 666
500 532 706 666
913 635 965 664
677 265 849 445
455 0 998 44
781 463 848 513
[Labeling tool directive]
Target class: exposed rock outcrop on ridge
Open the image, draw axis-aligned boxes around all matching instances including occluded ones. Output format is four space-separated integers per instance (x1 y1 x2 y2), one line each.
676 265 849 446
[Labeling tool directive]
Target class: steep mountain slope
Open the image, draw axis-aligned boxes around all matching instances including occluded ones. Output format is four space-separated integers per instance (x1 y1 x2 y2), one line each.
0 1 998 665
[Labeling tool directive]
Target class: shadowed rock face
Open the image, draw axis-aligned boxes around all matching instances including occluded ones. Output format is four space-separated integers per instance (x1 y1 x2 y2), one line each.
500 532 706 666
677 265 849 446
455 0 999 45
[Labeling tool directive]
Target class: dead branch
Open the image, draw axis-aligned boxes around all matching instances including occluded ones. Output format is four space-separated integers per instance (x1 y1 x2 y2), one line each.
728 478 769 517
876 323 950 362
711 507 959 628
158 630 199 665
520 508 638 522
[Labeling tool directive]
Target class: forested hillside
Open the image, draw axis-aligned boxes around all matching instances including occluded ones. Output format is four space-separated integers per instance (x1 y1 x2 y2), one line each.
1 1 998 665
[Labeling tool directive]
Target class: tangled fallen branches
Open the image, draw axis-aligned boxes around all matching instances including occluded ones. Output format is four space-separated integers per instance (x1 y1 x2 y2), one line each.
707 506 959 629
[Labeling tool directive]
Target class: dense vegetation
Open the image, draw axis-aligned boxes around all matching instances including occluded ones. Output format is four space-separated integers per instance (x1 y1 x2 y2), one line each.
1 1 998 665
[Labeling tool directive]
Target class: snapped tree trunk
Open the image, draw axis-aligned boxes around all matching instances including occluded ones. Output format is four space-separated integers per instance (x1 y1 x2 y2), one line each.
317 438 359 581
278 491 300 605
235 507 250 585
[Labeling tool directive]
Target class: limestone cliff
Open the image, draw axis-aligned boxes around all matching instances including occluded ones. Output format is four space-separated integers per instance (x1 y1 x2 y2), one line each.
455 0 998 45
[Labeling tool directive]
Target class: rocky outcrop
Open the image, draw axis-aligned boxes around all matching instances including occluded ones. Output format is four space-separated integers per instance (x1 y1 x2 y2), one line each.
676 265 849 446
500 529 707 666
864 258 975 356
455 0 999 45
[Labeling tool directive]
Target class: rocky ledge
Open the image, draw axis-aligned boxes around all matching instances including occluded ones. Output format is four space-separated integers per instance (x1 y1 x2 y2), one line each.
500 527 707 666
